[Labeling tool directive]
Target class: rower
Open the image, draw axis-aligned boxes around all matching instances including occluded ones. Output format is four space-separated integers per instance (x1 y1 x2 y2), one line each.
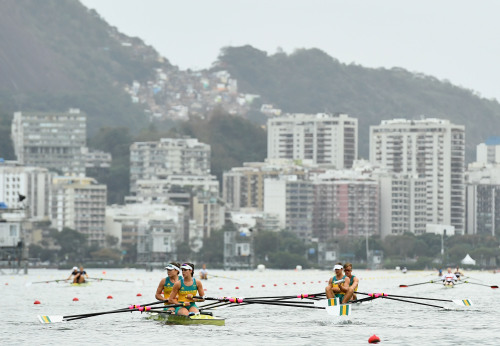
341 262 359 302
73 266 88 284
66 266 79 282
200 263 208 280
168 263 205 316
325 263 350 302
155 262 181 310
454 267 463 280
442 267 458 286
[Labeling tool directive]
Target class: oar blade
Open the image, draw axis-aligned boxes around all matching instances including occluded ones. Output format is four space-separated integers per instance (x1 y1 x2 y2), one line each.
38 315 64 324
452 299 473 307
326 304 351 316
314 298 340 308
399 285 408 288
491 285 499 289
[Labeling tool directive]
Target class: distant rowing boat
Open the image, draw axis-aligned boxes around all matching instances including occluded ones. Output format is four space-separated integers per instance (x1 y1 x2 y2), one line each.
148 312 225 326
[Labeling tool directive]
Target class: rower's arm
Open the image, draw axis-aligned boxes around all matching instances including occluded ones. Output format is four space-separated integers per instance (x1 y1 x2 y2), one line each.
341 277 351 291
155 278 166 300
352 277 359 290
195 280 205 302
168 282 181 304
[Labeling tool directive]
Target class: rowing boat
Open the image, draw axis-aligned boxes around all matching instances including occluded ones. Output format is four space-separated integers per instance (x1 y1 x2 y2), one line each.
148 312 225 326
70 282 91 287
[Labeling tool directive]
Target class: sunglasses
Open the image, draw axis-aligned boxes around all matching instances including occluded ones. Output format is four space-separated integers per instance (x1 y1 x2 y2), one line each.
181 268 189 271
344 269 352 272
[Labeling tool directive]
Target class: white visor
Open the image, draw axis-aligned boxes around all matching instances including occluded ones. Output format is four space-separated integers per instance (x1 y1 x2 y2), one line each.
333 264 343 270
181 264 193 271
165 264 180 272
72 267 78 270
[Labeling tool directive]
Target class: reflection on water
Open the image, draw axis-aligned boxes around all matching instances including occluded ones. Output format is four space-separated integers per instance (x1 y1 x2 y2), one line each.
1 268 500 345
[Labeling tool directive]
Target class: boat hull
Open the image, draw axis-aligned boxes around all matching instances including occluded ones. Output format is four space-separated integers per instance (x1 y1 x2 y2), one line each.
148 312 225 326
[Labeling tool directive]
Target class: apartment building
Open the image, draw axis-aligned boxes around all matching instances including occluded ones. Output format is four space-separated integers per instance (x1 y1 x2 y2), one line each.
129 138 210 193
312 171 379 241
370 118 465 234
267 113 357 168
50 177 107 247
11 109 87 176
0 161 52 220
223 160 307 211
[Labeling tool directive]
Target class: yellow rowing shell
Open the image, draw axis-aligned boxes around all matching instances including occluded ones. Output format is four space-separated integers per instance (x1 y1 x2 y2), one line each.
148 312 225 326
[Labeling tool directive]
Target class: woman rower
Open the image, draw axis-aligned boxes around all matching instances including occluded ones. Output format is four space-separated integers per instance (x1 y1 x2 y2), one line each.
168 263 205 316
155 262 181 311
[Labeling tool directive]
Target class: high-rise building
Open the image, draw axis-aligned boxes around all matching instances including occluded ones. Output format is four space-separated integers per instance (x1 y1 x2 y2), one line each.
0 161 52 220
129 138 210 193
223 160 307 211
11 109 87 176
312 171 379 241
476 136 500 164
267 113 357 168
370 118 465 234
50 177 107 247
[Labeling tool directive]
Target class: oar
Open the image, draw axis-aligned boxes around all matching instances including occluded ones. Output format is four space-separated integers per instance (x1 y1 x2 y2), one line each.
463 281 498 289
38 300 173 324
240 292 326 301
88 277 133 283
207 274 239 280
196 296 326 310
382 296 445 309
25 279 66 287
399 280 443 287
358 292 473 306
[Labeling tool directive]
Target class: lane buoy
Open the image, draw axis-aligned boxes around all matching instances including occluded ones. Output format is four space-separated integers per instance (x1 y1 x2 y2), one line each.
34 300 41 304
73 297 79 301
107 295 113 299
136 293 142 297
368 335 381 344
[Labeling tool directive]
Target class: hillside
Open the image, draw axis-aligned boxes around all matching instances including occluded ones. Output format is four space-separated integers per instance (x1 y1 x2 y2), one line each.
0 0 167 134
214 46 500 161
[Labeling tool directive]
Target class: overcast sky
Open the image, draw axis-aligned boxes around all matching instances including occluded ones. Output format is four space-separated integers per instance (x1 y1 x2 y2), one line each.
81 0 500 101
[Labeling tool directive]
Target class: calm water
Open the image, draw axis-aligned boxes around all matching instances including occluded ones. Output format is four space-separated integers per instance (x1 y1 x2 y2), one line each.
1 268 499 345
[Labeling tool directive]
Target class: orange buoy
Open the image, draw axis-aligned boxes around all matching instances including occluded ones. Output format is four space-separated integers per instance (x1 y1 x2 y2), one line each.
136 293 142 297
5 283 8 285
107 295 113 299
73 297 79 301
102 271 106 275
235 286 239 289
368 335 381 344
261 284 266 287
273 284 277 286
34 300 41 304
250 285 254 288
219 287 223 290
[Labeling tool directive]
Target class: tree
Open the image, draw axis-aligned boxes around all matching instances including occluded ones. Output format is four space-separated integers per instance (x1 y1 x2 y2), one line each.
52 228 88 262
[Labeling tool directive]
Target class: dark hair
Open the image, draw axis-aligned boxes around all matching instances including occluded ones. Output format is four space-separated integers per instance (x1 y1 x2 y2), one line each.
343 262 352 269
183 262 195 277
170 261 181 268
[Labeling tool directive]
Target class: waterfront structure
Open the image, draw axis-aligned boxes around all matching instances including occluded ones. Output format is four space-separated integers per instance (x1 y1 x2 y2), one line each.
370 118 465 234
50 177 107 247
267 113 357 168
129 138 210 193
11 109 87 176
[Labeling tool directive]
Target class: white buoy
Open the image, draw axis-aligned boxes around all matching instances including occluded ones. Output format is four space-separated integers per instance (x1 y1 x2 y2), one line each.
257 264 266 272
295 265 302 271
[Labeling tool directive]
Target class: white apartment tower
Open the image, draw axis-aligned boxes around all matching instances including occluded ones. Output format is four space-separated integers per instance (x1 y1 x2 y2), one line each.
267 113 357 169
0 161 52 220
51 177 107 247
129 138 210 193
11 109 86 176
370 118 465 234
